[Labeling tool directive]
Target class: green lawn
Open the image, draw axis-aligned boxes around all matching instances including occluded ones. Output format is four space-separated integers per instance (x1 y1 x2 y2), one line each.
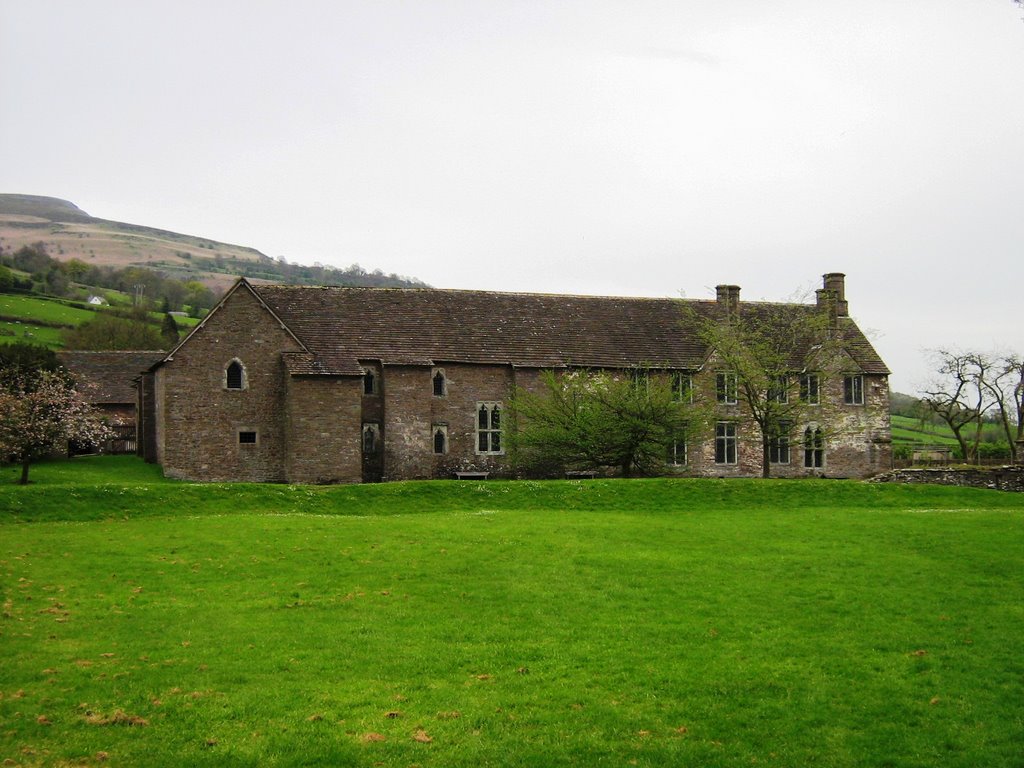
1 457 1022 767
0 294 97 326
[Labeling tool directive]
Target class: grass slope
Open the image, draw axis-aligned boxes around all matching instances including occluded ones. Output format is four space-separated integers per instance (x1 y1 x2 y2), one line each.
1 457 1022 767
891 415 1007 455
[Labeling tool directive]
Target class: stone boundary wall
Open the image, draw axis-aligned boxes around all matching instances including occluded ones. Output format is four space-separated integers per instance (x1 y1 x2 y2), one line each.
870 466 1024 493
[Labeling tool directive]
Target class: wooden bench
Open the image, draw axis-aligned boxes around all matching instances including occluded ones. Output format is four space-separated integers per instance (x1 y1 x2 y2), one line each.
565 470 599 479
454 471 490 480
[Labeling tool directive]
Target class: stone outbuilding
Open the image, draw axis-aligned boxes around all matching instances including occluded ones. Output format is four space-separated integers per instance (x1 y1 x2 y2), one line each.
138 273 891 483
59 350 166 454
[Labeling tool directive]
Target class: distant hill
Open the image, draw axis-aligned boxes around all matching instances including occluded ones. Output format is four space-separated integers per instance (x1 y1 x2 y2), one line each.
0 194 427 292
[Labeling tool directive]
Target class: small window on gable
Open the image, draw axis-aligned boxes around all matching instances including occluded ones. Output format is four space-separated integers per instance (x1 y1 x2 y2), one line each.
238 430 257 445
433 370 446 397
225 359 246 390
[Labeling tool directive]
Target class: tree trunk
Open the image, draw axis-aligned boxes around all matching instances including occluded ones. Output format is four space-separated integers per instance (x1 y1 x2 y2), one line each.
19 459 31 485
761 435 771 479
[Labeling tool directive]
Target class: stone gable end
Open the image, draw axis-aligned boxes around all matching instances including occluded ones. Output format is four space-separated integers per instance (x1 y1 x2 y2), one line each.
156 284 305 482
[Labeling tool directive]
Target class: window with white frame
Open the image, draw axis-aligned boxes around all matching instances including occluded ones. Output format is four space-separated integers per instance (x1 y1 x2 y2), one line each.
476 403 503 454
715 422 737 464
666 430 687 466
799 373 820 405
804 426 824 468
672 372 693 403
716 372 738 404
843 374 864 405
769 422 791 464
768 375 788 404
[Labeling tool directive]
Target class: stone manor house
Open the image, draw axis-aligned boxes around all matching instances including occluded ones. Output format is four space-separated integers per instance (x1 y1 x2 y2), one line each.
137 272 891 483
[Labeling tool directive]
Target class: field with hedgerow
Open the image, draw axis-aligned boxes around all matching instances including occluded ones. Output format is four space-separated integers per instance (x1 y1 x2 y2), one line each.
1 457 1022 767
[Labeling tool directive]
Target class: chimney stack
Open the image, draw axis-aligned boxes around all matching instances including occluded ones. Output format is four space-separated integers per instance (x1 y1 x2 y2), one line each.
716 284 741 321
819 273 848 317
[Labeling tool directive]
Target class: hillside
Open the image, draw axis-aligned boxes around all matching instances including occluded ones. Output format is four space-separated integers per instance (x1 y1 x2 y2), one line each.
0 194 426 292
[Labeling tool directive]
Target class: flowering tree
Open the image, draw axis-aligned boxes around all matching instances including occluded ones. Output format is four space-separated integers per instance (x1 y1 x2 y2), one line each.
0 370 113 485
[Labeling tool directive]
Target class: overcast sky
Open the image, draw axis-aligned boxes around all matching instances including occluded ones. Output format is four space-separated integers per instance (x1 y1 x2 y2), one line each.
2 1 1022 393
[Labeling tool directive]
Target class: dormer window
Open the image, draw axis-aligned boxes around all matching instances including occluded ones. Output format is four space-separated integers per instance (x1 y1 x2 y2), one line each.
225 359 246 390
432 369 447 397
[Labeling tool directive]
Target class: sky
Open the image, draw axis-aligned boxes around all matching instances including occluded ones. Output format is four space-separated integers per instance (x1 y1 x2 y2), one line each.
2 1 1022 394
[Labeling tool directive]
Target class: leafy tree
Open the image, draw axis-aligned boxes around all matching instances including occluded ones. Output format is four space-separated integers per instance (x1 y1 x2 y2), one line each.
9 243 52 274
0 369 112 485
691 300 845 478
0 342 62 376
63 258 90 282
509 369 687 477
62 312 164 351
184 281 216 314
160 313 180 347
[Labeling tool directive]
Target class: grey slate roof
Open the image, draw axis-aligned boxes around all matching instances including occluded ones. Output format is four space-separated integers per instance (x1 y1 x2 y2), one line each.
247 282 890 376
60 350 167 403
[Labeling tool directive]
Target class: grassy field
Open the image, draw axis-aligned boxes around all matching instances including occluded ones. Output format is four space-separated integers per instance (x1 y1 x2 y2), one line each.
0 292 198 352
890 415 963 448
0 295 99 326
1 458 1022 767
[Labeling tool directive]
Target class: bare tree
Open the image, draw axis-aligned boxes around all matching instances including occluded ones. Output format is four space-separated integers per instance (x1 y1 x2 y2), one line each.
984 353 1024 461
920 350 996 463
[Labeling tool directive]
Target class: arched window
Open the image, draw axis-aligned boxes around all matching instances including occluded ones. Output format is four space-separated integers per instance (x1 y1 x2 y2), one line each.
433 370 446 397
477 403 502 454
433 426 447 454
362 423 380 454
804 427 824 468
363 370 377 395
225 359 245 390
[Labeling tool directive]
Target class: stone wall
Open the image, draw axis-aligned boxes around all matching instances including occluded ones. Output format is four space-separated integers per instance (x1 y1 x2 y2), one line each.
155 286 303 482
871 467 1024 492
686 369 890 479
147 283 891 484
381 363 515 480
286 375 363 484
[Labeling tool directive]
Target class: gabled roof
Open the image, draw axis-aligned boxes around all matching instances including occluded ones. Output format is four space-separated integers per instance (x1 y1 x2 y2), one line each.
59 350 167 403
247 282 890 376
